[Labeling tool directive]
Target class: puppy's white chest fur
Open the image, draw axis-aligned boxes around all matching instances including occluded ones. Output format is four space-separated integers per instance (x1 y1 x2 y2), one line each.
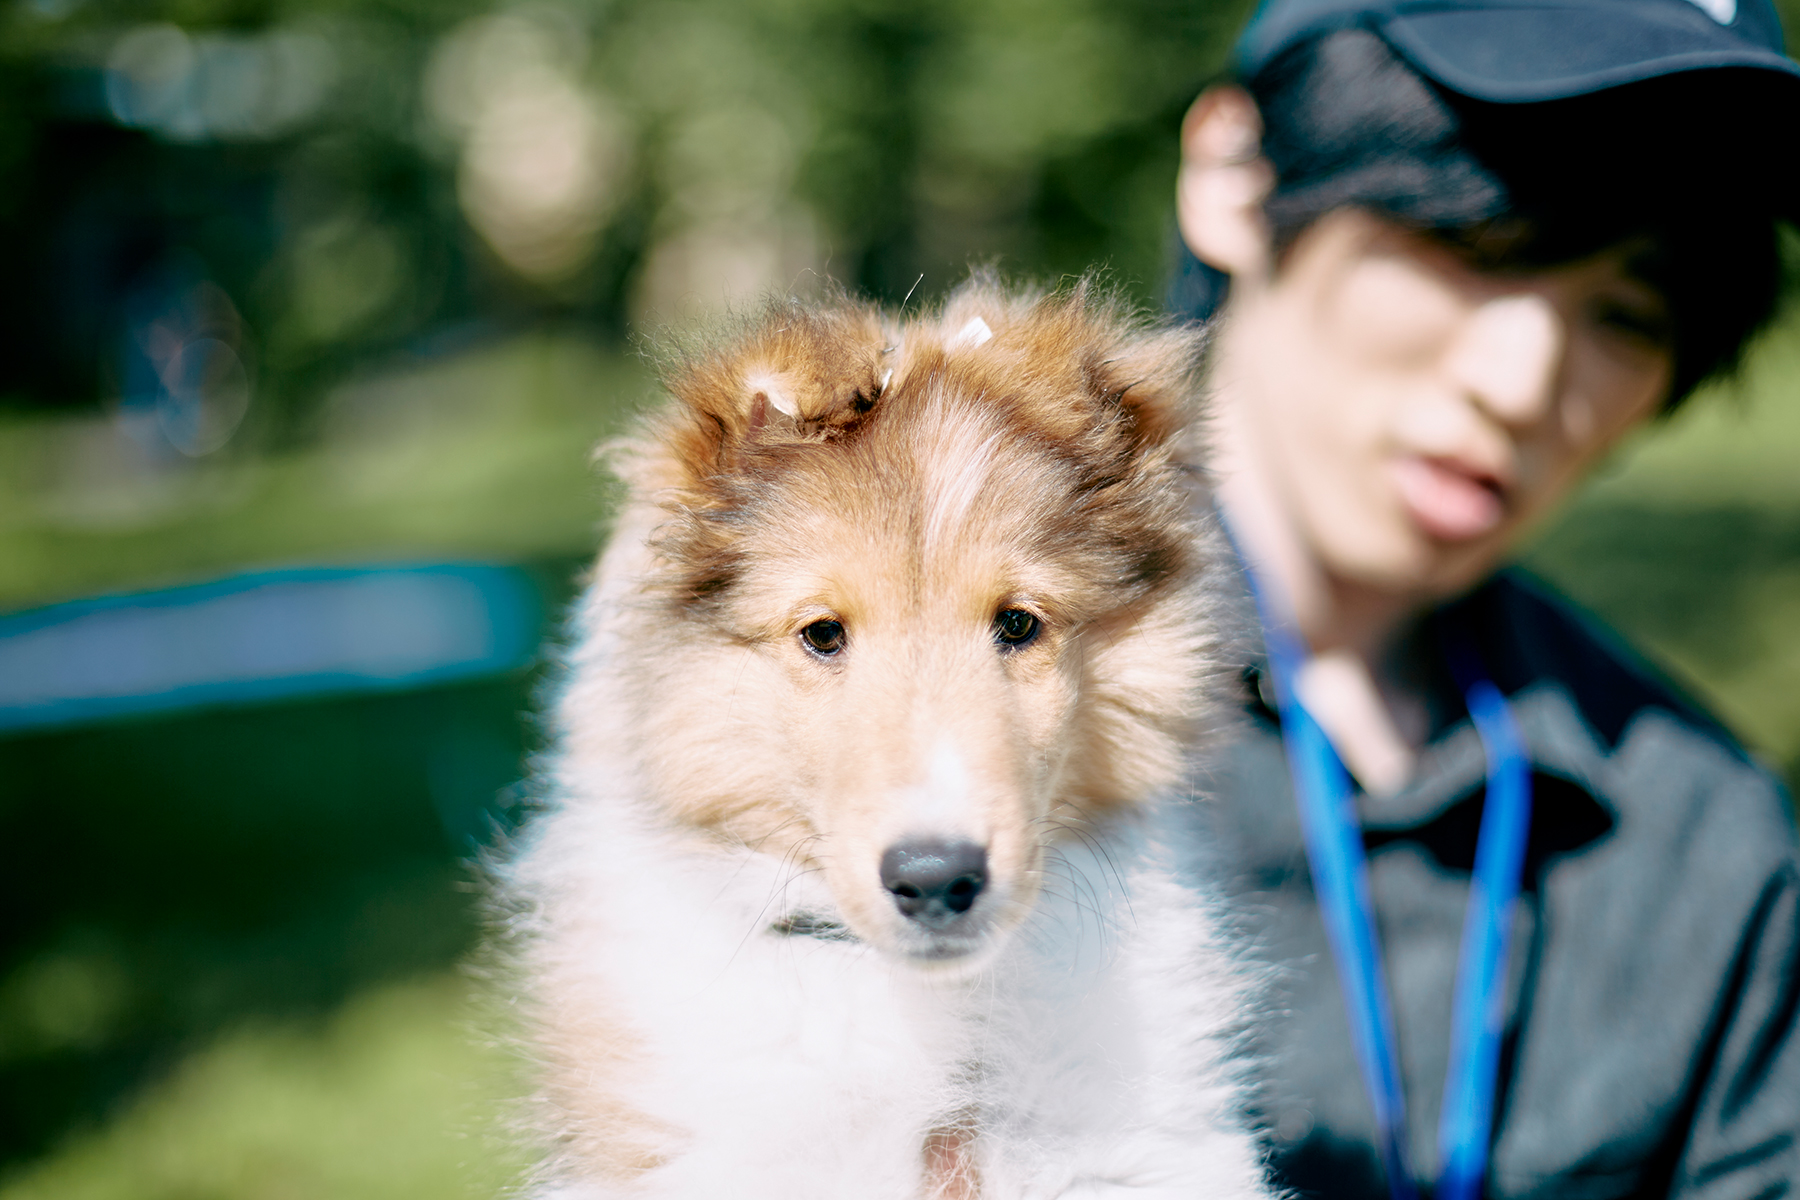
529 798 1265 1200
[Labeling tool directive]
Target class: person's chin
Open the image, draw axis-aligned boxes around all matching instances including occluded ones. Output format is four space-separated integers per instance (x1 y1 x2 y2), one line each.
1326 501 1505 603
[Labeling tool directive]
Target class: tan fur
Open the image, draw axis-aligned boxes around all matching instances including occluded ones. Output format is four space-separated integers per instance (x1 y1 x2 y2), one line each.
511 274 1250 1195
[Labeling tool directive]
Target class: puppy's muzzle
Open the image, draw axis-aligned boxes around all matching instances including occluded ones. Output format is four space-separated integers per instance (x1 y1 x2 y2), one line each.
880 839 988 928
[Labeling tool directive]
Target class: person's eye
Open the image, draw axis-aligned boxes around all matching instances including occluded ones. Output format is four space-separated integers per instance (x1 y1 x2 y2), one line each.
1590 297 1672 349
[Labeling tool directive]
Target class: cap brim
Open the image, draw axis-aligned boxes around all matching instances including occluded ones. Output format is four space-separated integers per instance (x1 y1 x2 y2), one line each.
1378 4 1800 101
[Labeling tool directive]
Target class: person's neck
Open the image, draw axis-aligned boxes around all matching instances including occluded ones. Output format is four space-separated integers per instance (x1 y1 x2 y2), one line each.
1212 408 1430 795
1213 438 1416 653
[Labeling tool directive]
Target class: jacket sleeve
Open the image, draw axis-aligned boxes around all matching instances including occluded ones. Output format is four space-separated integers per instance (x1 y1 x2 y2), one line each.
1670 857 1800 1200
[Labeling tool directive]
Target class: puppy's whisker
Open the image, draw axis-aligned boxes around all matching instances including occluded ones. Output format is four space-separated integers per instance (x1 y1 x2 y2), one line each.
1039 854 1113 955
1043 816 1136 928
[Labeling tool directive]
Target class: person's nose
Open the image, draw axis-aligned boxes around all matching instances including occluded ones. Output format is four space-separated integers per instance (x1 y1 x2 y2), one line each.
1442 293 1564 428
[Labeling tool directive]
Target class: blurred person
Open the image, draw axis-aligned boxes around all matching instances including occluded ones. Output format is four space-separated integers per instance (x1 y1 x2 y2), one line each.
1167 2 1800 1199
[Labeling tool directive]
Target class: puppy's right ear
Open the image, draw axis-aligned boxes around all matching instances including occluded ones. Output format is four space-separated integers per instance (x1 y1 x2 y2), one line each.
654 298 893 494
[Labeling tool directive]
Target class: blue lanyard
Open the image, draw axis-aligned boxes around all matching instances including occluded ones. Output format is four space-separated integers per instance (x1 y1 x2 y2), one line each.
1246 584 1533 1200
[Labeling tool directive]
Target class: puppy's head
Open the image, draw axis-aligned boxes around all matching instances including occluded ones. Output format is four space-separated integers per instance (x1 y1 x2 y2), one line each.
604 278 1227 971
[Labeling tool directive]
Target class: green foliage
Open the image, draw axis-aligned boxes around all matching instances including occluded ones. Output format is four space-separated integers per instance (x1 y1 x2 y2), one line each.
0 0 1253 438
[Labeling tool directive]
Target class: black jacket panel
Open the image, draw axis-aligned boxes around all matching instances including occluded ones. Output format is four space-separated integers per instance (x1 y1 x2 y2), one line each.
1193 572 1799 1200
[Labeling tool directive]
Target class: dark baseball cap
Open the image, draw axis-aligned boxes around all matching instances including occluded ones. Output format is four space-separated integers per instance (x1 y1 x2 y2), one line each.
1235 0 1800 102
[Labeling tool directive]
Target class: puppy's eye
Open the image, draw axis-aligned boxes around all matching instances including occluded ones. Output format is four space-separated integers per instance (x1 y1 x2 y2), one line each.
993 608 1039 649
800 619 846 656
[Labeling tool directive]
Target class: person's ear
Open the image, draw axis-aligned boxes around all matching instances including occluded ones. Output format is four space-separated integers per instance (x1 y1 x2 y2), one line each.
1175 85 1275 284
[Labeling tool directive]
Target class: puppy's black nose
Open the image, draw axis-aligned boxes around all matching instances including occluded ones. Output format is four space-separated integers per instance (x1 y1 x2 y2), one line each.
880 839 988 925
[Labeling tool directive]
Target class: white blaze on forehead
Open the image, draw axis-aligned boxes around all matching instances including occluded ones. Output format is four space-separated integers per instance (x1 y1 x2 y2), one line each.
893 737 979 835
920 414 1000 556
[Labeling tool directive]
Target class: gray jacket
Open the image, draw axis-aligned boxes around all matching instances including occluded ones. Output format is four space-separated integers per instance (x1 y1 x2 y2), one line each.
1196 571 1799 1200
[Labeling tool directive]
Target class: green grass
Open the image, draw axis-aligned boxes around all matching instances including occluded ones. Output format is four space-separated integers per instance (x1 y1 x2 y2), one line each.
0 974 529 1200
0 333 653 610
0 670 548 1188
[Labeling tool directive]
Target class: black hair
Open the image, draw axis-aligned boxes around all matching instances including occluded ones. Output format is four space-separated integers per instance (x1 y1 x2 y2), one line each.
1170 28 1796 407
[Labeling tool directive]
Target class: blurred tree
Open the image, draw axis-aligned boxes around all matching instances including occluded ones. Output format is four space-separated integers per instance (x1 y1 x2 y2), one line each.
0 0 1263 449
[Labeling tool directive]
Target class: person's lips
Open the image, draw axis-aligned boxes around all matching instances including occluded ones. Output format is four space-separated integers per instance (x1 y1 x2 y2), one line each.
1390 455 1507 541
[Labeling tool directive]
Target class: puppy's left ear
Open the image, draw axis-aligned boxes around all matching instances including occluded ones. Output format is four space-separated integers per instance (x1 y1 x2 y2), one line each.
1092 322 1210 451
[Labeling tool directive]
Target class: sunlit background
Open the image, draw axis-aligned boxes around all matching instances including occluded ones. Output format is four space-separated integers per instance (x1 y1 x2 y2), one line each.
0 1 1796 1196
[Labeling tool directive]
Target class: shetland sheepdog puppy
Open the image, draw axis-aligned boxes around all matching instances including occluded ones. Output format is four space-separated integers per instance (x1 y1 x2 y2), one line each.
501 276 1272 1200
